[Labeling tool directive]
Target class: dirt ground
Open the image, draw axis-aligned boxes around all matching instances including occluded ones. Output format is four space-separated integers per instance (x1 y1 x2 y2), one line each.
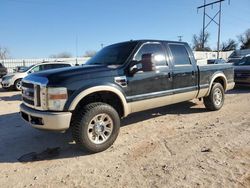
0 86 250 188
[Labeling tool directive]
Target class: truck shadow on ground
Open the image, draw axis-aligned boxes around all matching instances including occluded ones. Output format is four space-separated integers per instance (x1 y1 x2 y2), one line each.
0 112 84 163
122 101 207 126
226 86 250 95
0 101 208 163
0 94 21 101
0 88 21 101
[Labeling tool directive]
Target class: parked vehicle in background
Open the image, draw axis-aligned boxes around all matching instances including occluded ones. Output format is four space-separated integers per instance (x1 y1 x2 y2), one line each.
13 66 28 73
196 58 226 65
1 61 72 91
233 54 250 86
207 58 226 64
227 49 250 64
20 40 235 153
0 63 7 78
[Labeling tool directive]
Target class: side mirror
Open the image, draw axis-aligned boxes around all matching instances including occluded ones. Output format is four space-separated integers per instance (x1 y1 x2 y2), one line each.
141 53 156 72
129 60 142 75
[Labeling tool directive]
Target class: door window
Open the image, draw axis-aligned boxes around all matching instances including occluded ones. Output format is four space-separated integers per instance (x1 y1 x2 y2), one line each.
52 64 71 68
30 65 40 72
133 43 167 67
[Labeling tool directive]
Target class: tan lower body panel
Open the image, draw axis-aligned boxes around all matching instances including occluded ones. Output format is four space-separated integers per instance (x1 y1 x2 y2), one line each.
197 88 209 98
130 91 198 113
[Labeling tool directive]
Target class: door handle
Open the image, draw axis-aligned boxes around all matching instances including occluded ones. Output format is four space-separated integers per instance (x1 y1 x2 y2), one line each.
168 72 173 80
168 72 171 78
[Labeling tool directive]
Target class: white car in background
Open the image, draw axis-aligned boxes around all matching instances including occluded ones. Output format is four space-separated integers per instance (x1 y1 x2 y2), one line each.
1 62 72 91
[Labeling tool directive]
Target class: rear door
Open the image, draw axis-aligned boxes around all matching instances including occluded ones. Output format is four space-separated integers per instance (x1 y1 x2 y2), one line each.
167 43 198 100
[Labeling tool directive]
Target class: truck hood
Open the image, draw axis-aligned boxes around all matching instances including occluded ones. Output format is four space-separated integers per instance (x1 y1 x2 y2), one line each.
25 64 120 86
3 72 27 78
3 73 16 77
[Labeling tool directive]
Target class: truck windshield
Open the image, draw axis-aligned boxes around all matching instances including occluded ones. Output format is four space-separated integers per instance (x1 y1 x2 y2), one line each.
19 64 35 72
86 42 138 66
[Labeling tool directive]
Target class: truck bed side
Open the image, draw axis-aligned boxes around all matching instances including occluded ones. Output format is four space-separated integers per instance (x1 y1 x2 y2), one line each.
197 64 234 98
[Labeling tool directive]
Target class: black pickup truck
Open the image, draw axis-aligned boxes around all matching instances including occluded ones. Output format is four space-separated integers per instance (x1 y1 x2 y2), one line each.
0 63 7 78
20 40 235 152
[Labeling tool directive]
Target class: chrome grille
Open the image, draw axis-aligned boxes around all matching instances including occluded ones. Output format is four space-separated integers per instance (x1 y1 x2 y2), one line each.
21 75 48 111
22 81 41 108
22 82 35 105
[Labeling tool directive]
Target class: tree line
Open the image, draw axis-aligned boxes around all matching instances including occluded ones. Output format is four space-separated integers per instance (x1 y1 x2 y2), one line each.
193 28 250 51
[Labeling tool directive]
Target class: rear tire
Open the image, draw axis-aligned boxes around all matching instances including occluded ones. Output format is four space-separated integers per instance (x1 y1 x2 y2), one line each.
204 83 225 111
71 102 120 153
14 79 22 91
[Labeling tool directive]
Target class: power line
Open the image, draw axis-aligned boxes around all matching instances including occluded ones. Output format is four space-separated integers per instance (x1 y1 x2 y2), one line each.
197 0 230 58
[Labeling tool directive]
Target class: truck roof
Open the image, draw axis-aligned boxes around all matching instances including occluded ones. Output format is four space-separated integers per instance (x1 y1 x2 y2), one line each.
125 39 188 45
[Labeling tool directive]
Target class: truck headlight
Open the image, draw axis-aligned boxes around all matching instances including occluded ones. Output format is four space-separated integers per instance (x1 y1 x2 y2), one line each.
47 87 68 111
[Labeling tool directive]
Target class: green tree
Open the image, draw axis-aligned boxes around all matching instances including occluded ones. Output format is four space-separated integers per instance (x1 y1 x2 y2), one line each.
221 39 237 51
83 50 97 57
0 46 9 59
238 28 250 49
192 31 211 51
50 52 72 58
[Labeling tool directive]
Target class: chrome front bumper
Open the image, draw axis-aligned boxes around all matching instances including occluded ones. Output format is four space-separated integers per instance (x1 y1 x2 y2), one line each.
20 103 72 131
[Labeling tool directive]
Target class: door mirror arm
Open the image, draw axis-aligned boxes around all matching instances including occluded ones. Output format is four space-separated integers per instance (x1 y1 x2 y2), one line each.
129 60 142 76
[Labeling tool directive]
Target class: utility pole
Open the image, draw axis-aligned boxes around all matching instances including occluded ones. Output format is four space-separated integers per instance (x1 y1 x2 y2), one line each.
217 1 222 59
197 0 230 58
202 0 206 49
177 36 183 42
75 35 78 65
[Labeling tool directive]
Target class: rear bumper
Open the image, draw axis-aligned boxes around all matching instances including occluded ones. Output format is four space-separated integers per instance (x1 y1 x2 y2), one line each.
20 103 72 131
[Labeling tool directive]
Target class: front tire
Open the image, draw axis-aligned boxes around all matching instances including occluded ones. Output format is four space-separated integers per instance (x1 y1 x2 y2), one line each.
71 102 120 153
14 79 22 91
204 83 225 111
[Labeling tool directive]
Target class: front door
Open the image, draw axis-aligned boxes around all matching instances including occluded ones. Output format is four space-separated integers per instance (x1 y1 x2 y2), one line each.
126 42 173 112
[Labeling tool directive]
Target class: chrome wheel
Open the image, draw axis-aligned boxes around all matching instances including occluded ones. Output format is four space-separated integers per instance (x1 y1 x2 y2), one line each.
213 88 222 106
15 79 22 91
87 113 113 144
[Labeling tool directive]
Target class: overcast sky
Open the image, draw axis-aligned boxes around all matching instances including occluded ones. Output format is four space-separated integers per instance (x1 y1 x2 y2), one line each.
0 0 250 58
